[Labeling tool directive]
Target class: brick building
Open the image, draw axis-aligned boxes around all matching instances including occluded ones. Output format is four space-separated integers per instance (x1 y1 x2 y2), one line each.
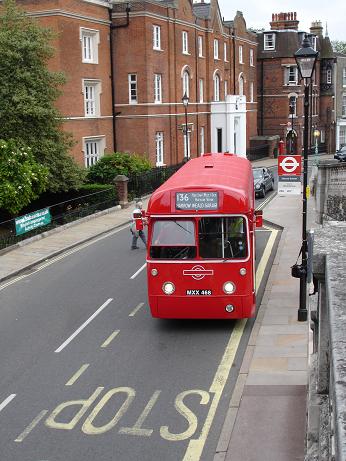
334 53 346 150
11 0 258 168
112 0 258 166
256 13 335 155
15 0 114 167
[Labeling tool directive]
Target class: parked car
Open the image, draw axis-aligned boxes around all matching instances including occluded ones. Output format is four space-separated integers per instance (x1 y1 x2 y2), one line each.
337 150 346 162
253 167 275 198
334 146 346 160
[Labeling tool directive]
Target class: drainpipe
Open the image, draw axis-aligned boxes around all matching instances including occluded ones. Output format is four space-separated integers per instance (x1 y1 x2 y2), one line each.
260 59 264 135
108 3 131 152
195 17 199 156
232 31 236 94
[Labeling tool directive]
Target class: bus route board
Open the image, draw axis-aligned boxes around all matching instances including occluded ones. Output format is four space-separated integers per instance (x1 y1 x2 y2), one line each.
175 191 219 210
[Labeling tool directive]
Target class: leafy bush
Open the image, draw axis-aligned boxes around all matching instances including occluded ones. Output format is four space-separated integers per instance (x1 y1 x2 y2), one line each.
86 152 151 184
0 139 49 215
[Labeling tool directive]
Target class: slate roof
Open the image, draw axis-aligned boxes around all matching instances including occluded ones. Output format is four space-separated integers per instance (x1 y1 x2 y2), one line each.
193 2 211 19
257 30 307 58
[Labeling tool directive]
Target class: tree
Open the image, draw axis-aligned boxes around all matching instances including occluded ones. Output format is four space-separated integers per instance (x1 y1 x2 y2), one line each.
0 139 49 215
331 40 346 54
0 0 85 193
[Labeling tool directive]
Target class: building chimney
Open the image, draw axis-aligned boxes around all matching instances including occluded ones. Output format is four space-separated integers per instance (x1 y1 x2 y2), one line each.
310 20 323 37
270 12 299 30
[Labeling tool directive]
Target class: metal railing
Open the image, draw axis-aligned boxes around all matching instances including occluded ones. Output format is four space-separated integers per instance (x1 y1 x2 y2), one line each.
247 144 269 161
0 188 118 251
128 162 184 199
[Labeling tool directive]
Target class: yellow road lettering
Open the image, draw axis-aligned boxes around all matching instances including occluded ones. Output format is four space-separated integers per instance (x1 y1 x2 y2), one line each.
45 387 104 430
119 390 161 437
82 387 135 435
160 390 210 442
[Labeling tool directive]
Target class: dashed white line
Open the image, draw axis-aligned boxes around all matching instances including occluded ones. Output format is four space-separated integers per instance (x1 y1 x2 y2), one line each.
0 394 16 413
55 298 113 353
14 410 48 442
101 330 120 348
130 263 146 280
129 302 144 317
65 364 90 386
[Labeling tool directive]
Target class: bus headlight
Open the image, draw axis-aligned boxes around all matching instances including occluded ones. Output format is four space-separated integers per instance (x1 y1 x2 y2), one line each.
162 282 175 295
223 281 236 294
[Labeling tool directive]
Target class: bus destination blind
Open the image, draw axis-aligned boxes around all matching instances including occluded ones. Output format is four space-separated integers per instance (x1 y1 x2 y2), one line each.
175 191 219 210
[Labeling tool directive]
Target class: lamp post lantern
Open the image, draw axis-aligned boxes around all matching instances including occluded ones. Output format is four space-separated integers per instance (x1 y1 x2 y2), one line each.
294 35 319 322
314 128 321 165
182 92 189 160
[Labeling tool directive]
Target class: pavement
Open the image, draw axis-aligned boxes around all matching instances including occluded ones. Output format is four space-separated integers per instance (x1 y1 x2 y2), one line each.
0 155 326 460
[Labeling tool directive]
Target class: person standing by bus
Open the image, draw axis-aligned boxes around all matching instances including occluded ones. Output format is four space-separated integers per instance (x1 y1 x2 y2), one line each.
130 200 147 249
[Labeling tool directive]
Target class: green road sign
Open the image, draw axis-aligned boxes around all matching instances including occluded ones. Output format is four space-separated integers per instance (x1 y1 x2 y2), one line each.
15 208 51 236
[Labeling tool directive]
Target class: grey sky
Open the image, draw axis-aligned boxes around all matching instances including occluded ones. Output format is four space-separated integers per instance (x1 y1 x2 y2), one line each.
217 0 345 41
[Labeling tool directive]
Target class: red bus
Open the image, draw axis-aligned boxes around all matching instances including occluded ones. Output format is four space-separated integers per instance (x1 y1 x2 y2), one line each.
146 153 260 319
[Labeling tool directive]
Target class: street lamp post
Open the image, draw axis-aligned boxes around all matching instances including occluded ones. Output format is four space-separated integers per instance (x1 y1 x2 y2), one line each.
294 35 319 322
182 92 189 160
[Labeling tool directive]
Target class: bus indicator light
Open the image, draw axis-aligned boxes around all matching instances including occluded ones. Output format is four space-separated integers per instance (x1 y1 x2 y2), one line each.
225 304 234 313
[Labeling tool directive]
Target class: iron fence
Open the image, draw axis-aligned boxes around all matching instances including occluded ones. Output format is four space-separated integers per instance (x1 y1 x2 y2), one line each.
0 188 117 251
247 144 269 161
128 162 184 199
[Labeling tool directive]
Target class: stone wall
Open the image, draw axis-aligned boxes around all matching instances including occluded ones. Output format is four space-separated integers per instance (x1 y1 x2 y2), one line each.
314 160 346 224
307 223 346 461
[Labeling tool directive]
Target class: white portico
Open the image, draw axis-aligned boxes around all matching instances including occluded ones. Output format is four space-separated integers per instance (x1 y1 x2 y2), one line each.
211 95 247 157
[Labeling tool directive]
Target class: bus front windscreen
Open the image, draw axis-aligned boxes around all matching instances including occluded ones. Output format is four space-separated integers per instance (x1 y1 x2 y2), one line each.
198 216 247 259
150 220 197 259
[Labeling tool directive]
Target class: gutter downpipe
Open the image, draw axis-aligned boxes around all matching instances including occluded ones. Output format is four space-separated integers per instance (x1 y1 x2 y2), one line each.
195 17 199 156
108 3 130 152
260 59 264 135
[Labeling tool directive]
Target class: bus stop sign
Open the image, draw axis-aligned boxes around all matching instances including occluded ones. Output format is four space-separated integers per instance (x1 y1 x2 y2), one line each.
278 155 302 176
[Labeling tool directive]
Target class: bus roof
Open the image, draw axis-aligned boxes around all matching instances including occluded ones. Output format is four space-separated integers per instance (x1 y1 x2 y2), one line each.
147 153 254 215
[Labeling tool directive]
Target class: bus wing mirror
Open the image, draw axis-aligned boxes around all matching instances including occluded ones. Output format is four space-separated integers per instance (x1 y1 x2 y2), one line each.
255 210 263 228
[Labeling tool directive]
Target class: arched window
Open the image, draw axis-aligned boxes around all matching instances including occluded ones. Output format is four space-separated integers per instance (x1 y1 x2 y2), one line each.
182 70 190 98
239 75 244 96
214 73 220 101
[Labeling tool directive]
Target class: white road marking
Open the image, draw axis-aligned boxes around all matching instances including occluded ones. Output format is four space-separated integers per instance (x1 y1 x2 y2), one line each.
129 302 144 317
65 364 90 386
14 410 48 442
101 330 120 348
0 394 16 413
130 263 146 280
54 298 113 353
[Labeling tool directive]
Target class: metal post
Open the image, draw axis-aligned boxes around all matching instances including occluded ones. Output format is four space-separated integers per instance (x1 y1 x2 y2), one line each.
298 83 310 322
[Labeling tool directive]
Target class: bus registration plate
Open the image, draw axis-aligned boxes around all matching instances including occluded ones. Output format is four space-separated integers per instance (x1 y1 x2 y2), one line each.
186 289 212 296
